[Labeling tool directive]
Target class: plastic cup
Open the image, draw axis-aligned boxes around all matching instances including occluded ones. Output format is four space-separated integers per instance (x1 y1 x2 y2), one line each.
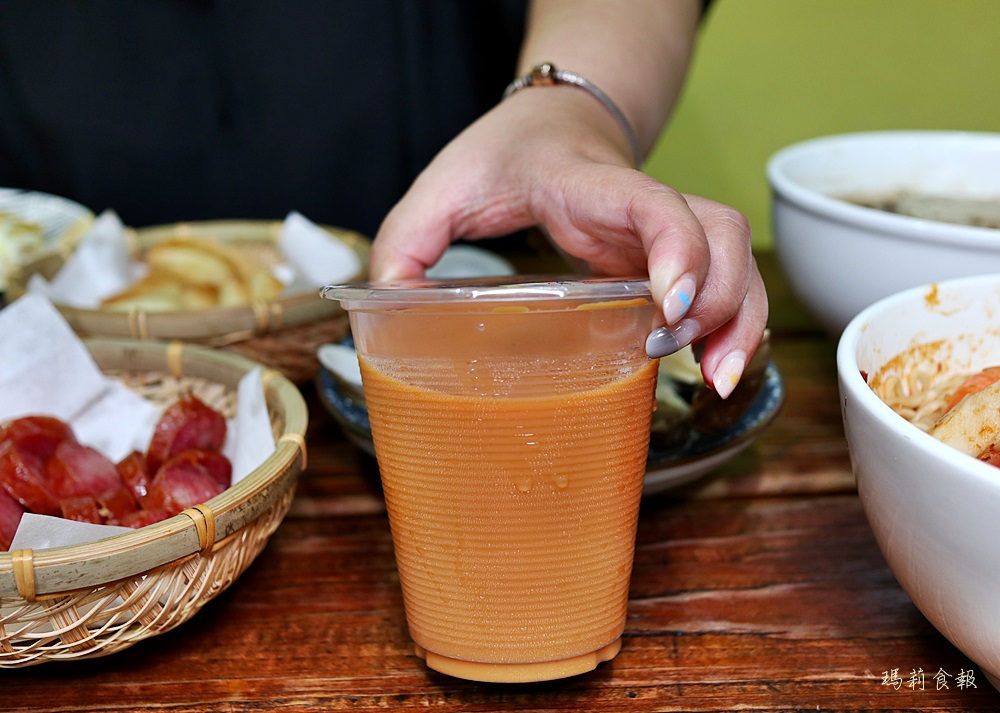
321 276 658 682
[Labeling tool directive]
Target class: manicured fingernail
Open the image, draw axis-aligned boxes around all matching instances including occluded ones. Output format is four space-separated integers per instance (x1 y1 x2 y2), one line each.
712 350 747 399
662 274 696 325
645 320 700 358
372 267 402 283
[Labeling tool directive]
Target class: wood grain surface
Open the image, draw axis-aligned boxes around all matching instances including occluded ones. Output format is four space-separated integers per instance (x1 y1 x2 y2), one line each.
1 253 997 712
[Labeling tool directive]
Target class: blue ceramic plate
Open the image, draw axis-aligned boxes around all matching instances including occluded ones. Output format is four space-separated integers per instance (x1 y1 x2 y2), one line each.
317 354 784 496
642 362 784 493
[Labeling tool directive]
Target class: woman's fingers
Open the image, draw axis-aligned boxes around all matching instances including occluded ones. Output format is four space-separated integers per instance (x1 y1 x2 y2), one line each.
369 172 461 283
369 110 769 402
694 261 769 397
624 189 767 397
540 172 761 368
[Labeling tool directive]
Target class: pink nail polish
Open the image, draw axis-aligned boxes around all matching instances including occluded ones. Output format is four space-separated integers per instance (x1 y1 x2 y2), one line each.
662 274 696 325
712 350 747 399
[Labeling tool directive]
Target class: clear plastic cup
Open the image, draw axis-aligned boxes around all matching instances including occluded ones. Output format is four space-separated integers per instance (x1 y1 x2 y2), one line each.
322 276 658 682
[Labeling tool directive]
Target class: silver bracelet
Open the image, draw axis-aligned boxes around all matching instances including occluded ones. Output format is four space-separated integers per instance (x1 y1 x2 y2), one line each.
502 62 642 168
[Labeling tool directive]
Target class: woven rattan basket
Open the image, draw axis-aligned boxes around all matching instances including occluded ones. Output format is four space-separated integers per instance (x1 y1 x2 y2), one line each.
0 338 307 667
6 219 370 384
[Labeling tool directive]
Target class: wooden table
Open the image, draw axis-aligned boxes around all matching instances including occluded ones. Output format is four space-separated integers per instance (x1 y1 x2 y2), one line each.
3 252 998 712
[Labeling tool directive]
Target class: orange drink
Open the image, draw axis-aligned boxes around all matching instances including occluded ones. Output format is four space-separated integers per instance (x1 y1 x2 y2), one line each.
322 277 658 682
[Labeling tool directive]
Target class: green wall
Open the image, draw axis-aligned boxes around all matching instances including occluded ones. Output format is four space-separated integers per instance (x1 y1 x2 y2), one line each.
645 0 1000 251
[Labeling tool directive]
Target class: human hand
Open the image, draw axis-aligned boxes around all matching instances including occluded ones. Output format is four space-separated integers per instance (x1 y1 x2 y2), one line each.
369 87 767 398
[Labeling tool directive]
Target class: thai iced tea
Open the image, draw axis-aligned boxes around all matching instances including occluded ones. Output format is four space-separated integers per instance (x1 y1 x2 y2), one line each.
323 277 658 682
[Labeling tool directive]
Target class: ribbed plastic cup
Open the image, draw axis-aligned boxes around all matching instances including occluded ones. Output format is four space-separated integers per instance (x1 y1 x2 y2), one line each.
322 276 658 682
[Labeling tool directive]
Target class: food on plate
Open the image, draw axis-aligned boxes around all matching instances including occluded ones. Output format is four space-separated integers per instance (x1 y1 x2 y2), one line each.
928 374 1000 461
100 236 283 311
873 362 1000 468
0 212 46 287
0 394 232 550
944 366 1000 412
649 333 771 449
650 346 703 449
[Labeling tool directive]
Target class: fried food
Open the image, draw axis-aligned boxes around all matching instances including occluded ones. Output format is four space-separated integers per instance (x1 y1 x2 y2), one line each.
101 236 283 311
0 212 46 288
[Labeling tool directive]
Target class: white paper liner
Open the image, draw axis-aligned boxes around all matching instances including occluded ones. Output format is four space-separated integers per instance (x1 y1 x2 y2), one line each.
25 210 141 307
277 210 362 290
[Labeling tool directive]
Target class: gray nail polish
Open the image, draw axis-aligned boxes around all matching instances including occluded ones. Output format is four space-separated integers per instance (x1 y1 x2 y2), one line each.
645 320 699 358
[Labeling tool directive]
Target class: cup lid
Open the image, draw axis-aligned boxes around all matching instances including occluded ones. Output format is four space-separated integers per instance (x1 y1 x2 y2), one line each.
321 275 652 309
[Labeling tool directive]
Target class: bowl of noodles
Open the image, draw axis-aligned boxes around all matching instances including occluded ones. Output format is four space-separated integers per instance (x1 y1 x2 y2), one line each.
768 130 1000 335
838 273 1000 689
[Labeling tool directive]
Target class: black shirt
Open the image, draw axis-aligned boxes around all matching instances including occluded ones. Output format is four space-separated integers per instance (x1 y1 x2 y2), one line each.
0 1 526 237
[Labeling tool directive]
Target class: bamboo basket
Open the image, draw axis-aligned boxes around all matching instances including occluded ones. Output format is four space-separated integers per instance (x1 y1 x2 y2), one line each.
0 338 308 667
6 219 371 384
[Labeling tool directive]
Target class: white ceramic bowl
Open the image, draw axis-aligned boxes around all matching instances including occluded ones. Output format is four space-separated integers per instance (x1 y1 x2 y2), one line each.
768 130 1000 334
838 273 1000 689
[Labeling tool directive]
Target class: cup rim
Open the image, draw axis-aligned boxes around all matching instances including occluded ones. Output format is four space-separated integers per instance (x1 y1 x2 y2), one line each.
321 274 652 308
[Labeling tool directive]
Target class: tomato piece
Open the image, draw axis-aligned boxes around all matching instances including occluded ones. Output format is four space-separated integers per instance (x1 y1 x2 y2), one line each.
146 393 227 473
45 440 123 500
0 416 76 460
59 496 103 524
0 487 26 550
945 366 1000 413
0 440 60 516
117 450 151 501
143 454 225 516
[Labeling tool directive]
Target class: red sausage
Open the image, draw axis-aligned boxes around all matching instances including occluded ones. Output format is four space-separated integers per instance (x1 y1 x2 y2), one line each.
143 454 225 515
116 450 152 501
0 416 76 460
146 393 227 473
111 509 171 529
96 486 139 522
45 441 123 500
165 449 232 490
0 440 60 516
59 496 103 525
0 487 26 550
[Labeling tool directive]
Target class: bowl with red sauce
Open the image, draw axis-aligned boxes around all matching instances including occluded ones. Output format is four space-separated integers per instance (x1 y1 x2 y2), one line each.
838 273 1000 689
768 130 1000 334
